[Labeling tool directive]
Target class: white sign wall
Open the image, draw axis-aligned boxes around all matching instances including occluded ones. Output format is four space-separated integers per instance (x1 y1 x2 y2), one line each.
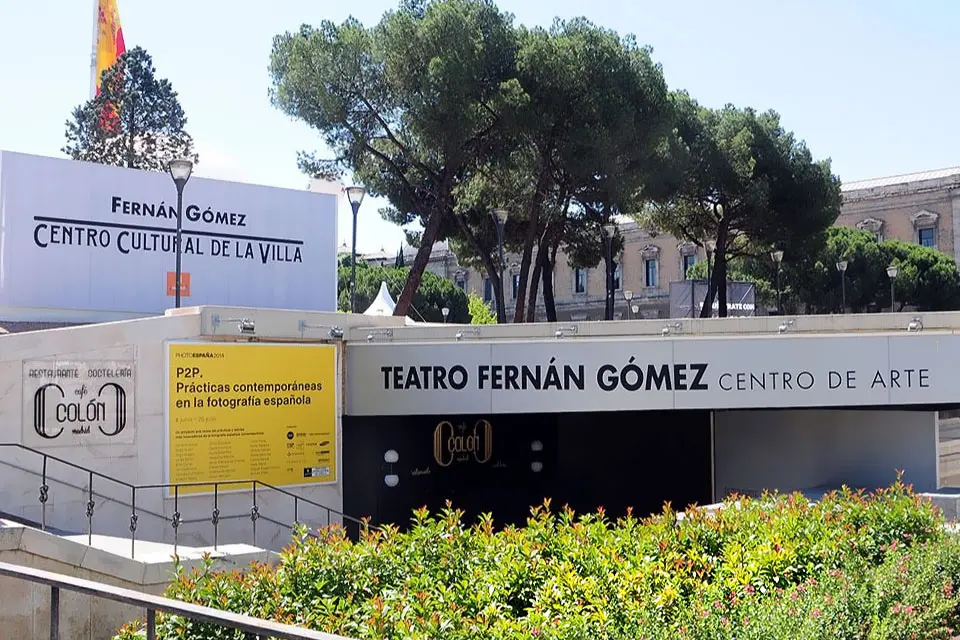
22 359 136 447
0 150 337 314
346 334 960 416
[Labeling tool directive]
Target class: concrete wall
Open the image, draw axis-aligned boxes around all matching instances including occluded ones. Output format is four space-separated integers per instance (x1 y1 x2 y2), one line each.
0 307 399 552
0 520 276 640
714 409 938 501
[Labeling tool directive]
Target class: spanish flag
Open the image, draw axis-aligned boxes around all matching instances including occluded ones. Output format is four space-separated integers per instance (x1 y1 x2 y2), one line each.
93 0 126 95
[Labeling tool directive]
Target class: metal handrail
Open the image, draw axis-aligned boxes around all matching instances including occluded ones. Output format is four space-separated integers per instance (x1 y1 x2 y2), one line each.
0 443 369 558
0 560 350 640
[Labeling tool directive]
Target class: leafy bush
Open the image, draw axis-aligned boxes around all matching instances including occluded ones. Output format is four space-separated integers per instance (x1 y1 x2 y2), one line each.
115 478 960 639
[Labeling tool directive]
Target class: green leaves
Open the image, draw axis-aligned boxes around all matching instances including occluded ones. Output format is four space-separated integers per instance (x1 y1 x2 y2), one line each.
270 0 523 316
337 261 469 323
114 483 959 639
468 292 498 324
63 46 197 171
643 98 841 316
772 227 960 313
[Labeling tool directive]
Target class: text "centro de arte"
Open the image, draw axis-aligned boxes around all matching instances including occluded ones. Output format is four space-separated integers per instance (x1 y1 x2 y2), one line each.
380 362 933 393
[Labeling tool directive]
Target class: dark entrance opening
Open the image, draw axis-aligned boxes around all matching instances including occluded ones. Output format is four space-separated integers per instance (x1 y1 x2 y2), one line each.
343 410 713 530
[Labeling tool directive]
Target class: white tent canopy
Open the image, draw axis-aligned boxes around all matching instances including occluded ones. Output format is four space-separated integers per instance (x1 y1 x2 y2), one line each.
363 281 418 325
363 281 396 316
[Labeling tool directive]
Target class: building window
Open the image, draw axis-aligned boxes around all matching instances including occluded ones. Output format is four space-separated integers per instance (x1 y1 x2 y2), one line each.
612 263 621 290
644 259 659 288
512 273 521 298
574 268 586 294
483 278 493 302
856 216 885 242
682 254 697 279
910 210 939 249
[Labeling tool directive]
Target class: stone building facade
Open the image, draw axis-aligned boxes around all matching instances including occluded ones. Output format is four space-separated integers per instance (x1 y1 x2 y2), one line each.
836 167 960 264
359 166 960 322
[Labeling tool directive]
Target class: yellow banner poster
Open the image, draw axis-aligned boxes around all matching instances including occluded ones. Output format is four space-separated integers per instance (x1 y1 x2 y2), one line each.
166 342 337 494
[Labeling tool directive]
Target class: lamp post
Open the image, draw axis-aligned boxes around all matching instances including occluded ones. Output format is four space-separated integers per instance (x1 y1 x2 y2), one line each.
631 304 639 317
602 223 616 321
771 249 784 315
441 307 450 323
345 186 366 313
623 290 634 319
492 209 509 323
887 263 899 312
167 159 194 309
836 259 848 313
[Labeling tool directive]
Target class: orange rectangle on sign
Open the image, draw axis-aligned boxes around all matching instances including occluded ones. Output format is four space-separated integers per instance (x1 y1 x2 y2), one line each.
166 271 191 297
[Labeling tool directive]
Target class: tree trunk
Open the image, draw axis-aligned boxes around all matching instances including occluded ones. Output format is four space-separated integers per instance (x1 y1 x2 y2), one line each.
715 222 730 318
605 242 615 321
512 166 552 323
394 208 445 317
451 210 506 323
698 262 714 318
542 243 559 322
526 235 547 322
126 101 136 168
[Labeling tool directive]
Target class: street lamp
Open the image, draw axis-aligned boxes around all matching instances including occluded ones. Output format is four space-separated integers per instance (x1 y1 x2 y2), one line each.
345 186 366 313
631 304 639 317
771 249 784 315
836 259 848 313
491 209 509 323
167 158 193 309
623 290 634 319
602 223 617 321
886 263 899 312
441 307 450 323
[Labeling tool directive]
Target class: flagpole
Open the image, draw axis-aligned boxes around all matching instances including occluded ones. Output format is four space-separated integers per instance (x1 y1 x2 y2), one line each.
89 0 100 98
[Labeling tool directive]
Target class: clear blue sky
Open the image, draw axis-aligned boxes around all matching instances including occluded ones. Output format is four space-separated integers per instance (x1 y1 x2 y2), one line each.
1 0 958 253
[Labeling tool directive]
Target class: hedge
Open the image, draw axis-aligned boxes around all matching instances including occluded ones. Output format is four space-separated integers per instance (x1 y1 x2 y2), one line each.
115 478 960 639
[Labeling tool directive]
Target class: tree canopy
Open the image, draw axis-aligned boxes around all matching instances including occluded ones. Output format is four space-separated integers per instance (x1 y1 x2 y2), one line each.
787 226 960 313
271 1 843 322
643 94 842 317
270 0 522 318
690 226 960 314
63 46 197 171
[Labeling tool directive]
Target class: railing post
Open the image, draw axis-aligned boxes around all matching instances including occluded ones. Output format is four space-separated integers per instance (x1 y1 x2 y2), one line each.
129 486 139 559
212 484 220 550
39 456 49 532
146 608 156 640
250 482 259 547
171 486 182 557
293 495 299 529
85 471 95 546
49 585 60 640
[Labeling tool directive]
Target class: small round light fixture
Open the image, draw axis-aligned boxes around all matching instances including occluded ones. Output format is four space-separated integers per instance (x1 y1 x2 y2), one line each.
530 461 544 473
530 440 544 452
384 449 399 464
384 474 399 488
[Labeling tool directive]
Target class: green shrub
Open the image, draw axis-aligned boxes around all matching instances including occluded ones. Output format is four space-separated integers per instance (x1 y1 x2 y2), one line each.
115 478 958 639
